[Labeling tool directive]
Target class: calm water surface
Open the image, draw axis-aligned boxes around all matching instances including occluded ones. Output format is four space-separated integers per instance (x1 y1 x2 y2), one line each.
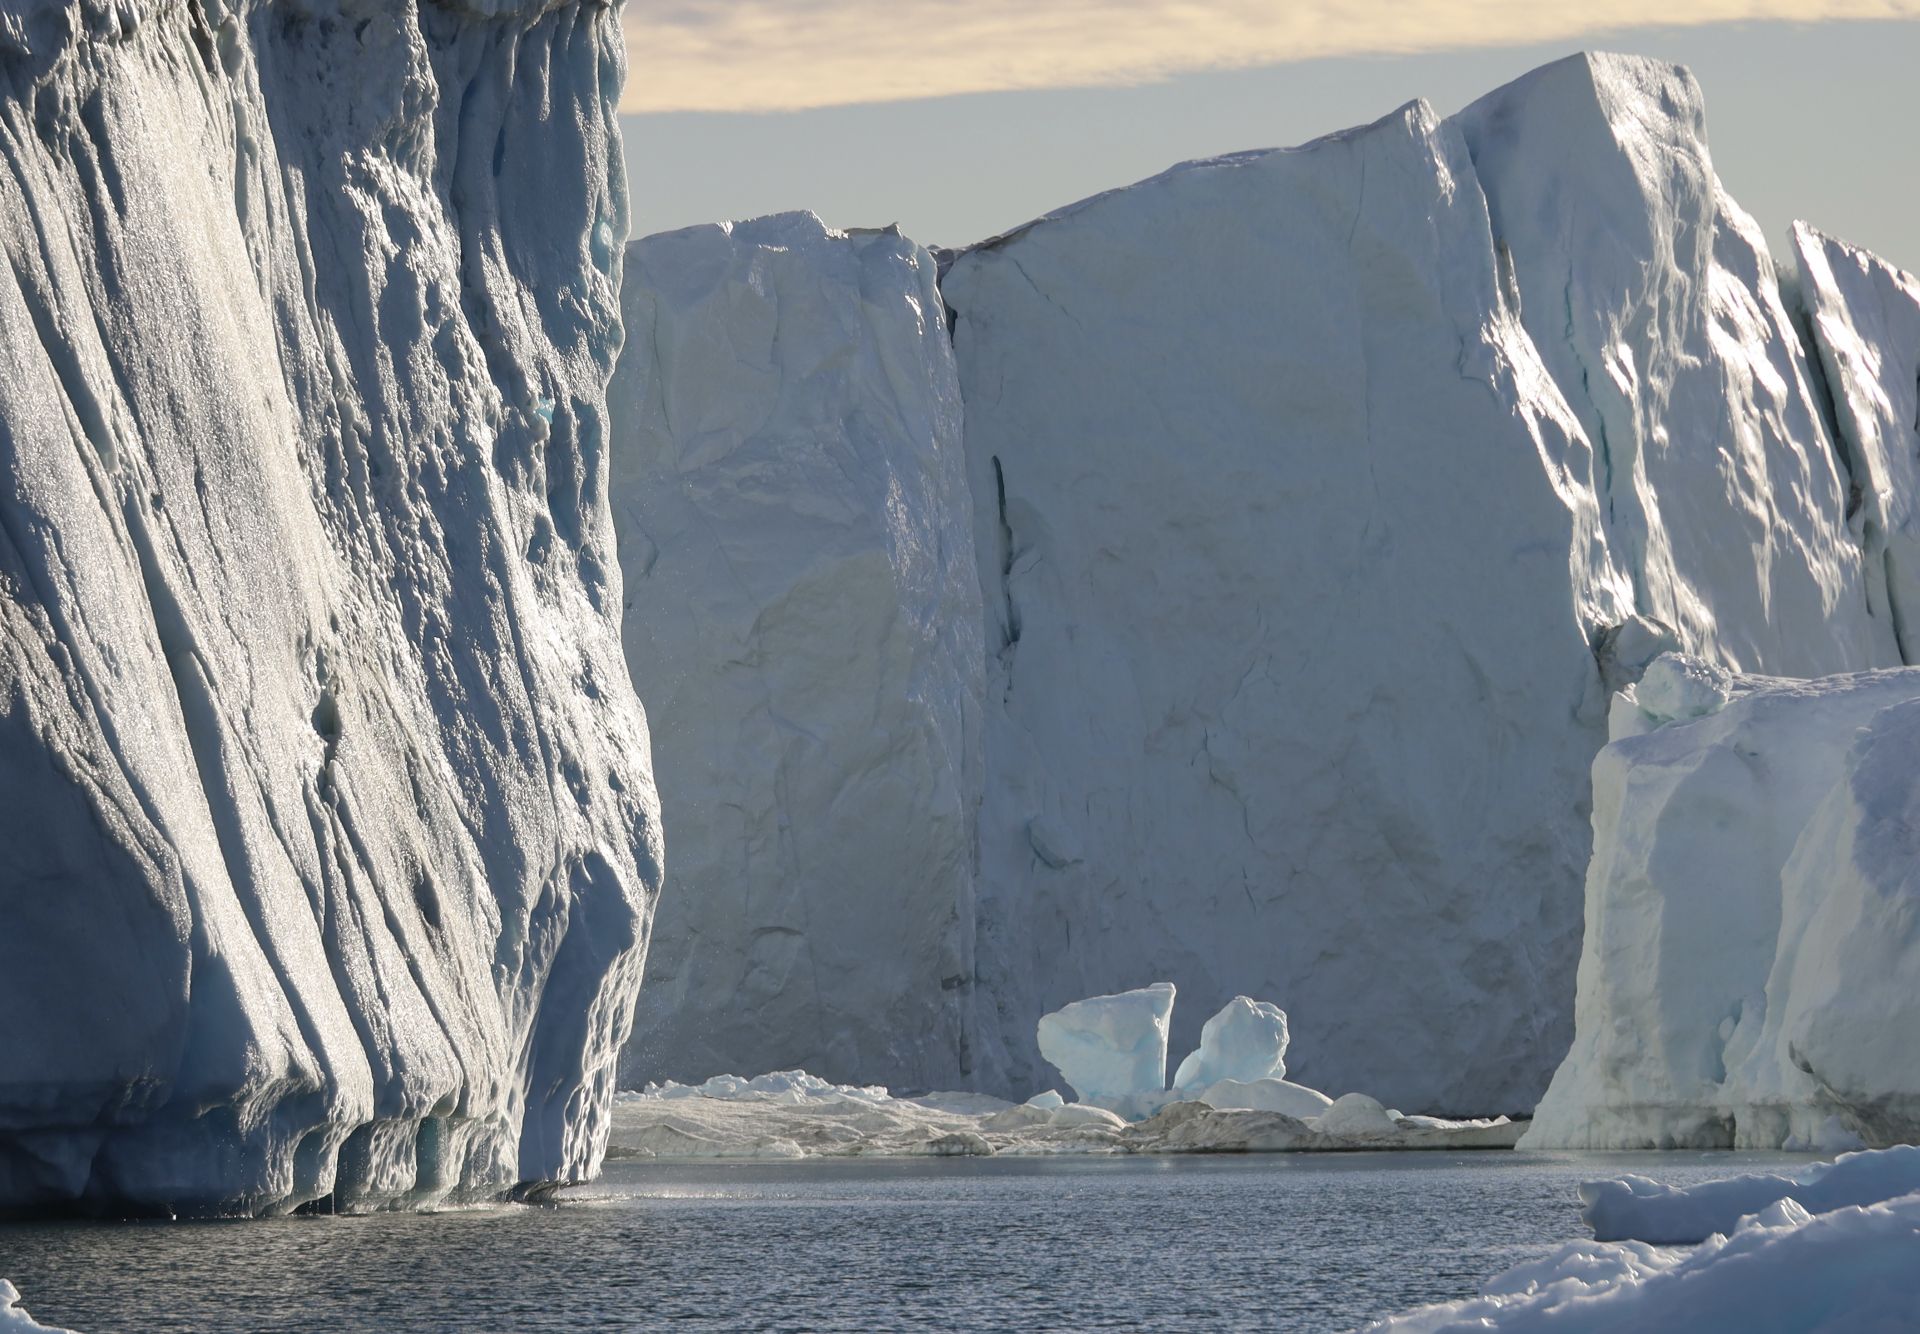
2 1151 1814 1332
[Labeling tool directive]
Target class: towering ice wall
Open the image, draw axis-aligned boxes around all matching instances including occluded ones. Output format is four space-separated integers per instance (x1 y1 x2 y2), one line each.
942 53 1895 1111
608 52 1912 1114
1525 228 1920 1149
610 214 982 1091
1524 659 1920 1150
0 0 659 1215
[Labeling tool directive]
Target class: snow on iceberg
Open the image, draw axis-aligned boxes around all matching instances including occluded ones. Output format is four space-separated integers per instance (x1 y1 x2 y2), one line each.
0 2 658 1215
1581 1145 1920 1244
1526 658 1920 1150
1172 996 1290 1091
1035 984 1177 1113
609 212 981 1095
1370 1192 1920 1332
0 1284 70 1334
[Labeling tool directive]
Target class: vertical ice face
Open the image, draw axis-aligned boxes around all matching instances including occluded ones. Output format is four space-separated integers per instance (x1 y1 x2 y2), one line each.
943 95 1631 1113
940 54 1896 1113
1523 660 1920 1151
609 214 983 1092
599 51 1913 1117
1791 223 1920 661
1454 55 1894 678
0 0 658 1215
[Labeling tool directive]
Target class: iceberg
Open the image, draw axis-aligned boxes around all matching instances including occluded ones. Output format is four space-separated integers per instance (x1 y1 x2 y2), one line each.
1171 996 1290 1091
0 1 658 1215
938 52 1898 1112
1580 1145 1920 1244
1525 658 1920 1149
607 51 1919 1115
609 213 981 1094
1035 984 1176 1112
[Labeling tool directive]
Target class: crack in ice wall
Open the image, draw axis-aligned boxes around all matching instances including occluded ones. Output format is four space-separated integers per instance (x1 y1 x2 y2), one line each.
0 0 658 1216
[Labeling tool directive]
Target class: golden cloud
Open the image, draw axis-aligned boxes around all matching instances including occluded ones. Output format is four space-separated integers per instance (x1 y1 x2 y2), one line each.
621 0 1915 114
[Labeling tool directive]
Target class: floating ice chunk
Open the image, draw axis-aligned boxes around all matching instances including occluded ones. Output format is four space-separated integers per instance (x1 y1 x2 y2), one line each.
1581 1145 1920 1243
1313 1093 1399 1138
0 1284 71 1334
1172 996 1291 1090
1035 984 1176 1108
1026 1090 1066 1109
1369 1188 1920 1331
1631 653 1737 726
1196 1078 1333 1119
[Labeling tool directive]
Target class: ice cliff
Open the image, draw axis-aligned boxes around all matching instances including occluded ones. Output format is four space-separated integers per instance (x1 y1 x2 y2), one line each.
610 53 1917 1113
610 213 980 1091
1524 659 1920 1150
0 0 659 1215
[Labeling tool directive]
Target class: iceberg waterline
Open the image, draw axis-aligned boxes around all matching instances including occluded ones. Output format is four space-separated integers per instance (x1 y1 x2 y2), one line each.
0 0 659 1216
613 51 1920 1116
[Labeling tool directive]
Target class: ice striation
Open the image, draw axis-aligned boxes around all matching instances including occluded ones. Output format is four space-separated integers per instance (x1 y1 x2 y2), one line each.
0 0 659 1215
610 51 1920 1115
1525 657 1920 1150
609 212 980 1093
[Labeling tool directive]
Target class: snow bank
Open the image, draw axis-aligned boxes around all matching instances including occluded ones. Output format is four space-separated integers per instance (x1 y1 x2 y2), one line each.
0 2 657 1215
1581 1145 1920 1244
941 52 1894 1114
0 1285 71 1334
1526 659 1920 1149
1371 1192 1920 1332
609 213 980 1094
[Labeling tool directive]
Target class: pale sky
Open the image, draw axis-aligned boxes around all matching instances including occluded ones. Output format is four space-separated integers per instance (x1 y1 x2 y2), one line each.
621 10 1918 272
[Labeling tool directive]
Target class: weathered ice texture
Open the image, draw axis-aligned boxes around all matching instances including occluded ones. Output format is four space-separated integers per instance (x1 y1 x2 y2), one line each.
1791 222 1920 662
610 213 981 1092
1524 659 1920 1150
943 53 1894 1112
0 0 659 1215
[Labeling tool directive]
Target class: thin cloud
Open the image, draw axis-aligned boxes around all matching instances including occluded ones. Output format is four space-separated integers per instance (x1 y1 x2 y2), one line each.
621 0 1915 114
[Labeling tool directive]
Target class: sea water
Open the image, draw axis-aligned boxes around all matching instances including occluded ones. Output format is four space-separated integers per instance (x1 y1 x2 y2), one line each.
2 1151 1814 1331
